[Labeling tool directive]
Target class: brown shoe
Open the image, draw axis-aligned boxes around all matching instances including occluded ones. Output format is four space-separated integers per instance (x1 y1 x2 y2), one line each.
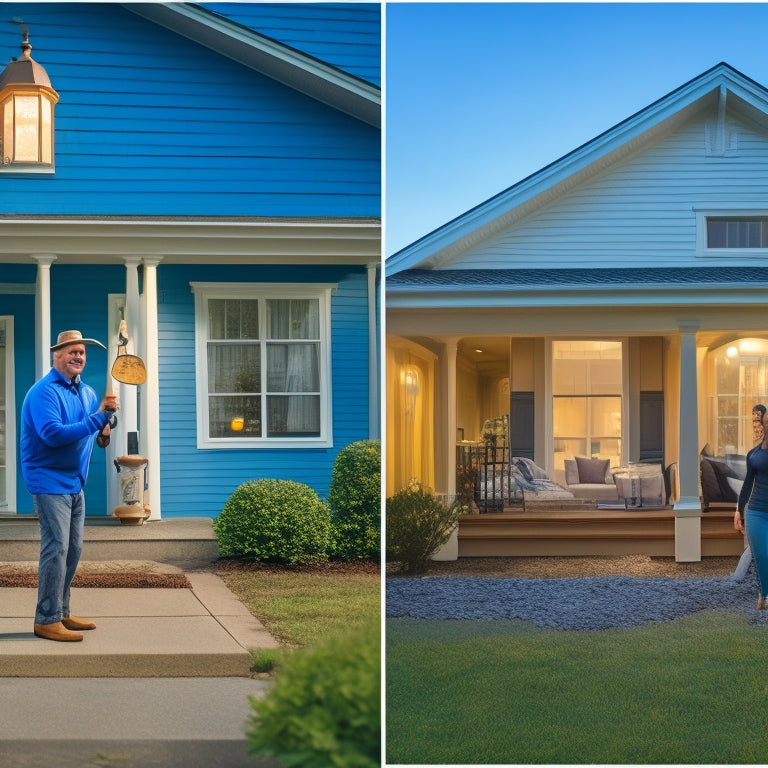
34 621 83 642
62 616 96 631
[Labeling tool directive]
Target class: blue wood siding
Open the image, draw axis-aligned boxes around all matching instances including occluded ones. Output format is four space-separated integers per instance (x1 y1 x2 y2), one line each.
157 264 371 518
199 3 381 86
0 3 380 218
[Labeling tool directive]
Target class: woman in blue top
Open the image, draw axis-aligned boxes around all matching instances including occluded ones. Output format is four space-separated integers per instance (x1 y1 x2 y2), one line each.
20 330 118 641
736 407 768 609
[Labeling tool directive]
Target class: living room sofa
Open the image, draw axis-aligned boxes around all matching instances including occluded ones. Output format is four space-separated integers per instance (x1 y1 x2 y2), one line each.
563 457 620 503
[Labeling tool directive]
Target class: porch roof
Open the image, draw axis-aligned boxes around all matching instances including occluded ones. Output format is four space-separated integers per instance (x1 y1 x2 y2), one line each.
385 266 768 309
388 266 768 288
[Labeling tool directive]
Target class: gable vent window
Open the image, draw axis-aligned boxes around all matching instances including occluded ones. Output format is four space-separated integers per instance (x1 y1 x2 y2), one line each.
707 218 768 249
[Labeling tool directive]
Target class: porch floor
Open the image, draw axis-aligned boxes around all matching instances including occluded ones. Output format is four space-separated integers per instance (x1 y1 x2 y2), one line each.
0 517 219 568
458 504 743 557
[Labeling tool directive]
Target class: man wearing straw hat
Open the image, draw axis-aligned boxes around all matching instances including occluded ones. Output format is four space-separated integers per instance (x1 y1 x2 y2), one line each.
20 330 119 642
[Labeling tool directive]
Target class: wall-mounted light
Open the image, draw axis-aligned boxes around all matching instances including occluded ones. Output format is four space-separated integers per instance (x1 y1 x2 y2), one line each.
0 24 59 171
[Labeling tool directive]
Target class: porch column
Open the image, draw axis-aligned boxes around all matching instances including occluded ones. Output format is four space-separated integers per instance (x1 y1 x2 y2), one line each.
674 323 701 562
121 257 142 439
367 262 380 439
32 254 56 378
141 257 162 520
432 338 458 561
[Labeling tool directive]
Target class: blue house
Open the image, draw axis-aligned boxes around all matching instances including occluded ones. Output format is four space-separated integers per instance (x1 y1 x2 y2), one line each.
0 3 381 519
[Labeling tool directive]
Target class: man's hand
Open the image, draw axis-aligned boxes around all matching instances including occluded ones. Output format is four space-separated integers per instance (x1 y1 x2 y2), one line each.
101 395 119 413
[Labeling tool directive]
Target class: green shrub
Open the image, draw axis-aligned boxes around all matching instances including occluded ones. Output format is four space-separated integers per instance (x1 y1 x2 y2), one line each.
247 620 380 768
328 440 381 561
213 479 331 564
385 486 461 574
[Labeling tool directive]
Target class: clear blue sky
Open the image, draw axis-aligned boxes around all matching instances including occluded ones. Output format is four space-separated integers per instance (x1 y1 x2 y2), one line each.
385 2 768 256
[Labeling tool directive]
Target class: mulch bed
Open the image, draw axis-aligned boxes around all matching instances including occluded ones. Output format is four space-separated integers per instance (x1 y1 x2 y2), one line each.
396 555 740 579
0 573 192 589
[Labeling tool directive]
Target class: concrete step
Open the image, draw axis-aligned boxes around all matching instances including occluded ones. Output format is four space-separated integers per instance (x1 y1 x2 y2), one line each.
0 517 220 568
0 572 279 677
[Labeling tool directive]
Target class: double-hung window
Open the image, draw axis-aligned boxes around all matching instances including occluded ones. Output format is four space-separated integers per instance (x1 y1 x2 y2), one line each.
192 282 334 448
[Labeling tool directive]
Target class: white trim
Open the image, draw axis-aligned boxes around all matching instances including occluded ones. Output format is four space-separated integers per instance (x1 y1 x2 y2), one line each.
695 208 768 257
1 316 16 512
0 218 381 266
142 259 162 520
191 282 336 449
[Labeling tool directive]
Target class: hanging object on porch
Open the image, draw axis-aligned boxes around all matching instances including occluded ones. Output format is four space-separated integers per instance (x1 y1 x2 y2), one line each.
111 319 147 385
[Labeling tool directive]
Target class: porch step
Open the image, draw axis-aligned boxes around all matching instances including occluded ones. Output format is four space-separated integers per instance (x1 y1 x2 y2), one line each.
458 508 744 557
0 517 220 569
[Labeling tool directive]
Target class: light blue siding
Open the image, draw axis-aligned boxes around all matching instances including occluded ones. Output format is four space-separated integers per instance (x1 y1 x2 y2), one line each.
200 3 381 86
0 3 380 218
436 114 768 270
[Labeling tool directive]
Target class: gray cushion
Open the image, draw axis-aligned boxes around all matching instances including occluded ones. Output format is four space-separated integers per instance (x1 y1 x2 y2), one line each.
576 457 610 485
564 459 579 485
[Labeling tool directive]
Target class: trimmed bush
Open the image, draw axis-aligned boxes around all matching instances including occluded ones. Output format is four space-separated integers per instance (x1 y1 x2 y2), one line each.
386 486 461 574
214 479 331 564
329 439 381 560
246 620 380 768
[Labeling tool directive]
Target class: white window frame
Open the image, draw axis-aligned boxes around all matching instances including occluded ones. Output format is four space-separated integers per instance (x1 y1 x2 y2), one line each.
191 282 335 449
695 207 768 257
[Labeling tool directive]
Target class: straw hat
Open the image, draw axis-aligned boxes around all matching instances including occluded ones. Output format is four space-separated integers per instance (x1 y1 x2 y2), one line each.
50 330 107 351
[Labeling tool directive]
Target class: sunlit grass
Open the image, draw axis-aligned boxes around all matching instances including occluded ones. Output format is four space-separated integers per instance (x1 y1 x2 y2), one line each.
220 567 380 649
387 611 768 764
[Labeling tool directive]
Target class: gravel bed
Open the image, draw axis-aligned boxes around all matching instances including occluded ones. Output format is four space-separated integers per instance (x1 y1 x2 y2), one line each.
386 556 768 631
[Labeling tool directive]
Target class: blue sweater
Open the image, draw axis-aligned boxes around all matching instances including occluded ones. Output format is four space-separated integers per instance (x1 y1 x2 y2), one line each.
738 444 768 519
20 369 111 494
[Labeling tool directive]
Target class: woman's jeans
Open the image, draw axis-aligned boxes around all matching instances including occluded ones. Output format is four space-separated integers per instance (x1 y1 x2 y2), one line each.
33 492 85 625
746 506 768 600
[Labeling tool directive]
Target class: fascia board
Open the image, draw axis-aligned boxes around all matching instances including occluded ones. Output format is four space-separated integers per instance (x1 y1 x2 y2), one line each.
387 64 767 274
123 3 380 127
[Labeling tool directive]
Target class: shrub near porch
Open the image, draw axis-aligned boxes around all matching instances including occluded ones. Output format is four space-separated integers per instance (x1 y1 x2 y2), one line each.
213 479 332 564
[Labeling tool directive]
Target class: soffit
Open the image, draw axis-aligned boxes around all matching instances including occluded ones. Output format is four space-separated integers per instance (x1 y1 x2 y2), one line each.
0 217 381 265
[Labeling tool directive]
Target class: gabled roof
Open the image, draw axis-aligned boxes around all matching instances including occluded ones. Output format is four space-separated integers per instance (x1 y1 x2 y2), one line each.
124 3 380 127
386 62 768 274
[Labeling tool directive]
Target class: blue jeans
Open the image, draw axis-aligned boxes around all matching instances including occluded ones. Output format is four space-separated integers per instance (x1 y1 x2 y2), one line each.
33 492 85 625
746 506 768 600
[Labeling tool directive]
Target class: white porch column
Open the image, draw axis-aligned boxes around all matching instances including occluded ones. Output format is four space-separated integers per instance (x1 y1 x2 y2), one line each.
674 323 701 562
432 338 458 561
121 257 142 437
32 255 56 378
141 257 162 520
367 262 380 439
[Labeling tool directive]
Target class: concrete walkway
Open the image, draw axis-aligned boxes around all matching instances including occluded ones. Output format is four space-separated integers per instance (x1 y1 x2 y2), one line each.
0 569 280 677
0 564 283 766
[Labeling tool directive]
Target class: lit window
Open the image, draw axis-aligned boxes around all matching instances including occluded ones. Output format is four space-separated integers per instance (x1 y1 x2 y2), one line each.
191 282 334 448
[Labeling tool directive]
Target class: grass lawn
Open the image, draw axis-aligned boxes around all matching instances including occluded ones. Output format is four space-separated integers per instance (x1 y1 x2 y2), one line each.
387 611 768 764
216 560 380 649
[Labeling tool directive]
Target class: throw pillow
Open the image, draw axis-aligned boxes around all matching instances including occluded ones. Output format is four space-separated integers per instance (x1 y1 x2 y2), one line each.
575 456 609 485
564 459 580 486
514 459 534 483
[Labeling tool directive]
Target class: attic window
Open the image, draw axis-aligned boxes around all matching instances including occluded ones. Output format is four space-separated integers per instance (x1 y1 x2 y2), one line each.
708 218 768 249
695 210 768 256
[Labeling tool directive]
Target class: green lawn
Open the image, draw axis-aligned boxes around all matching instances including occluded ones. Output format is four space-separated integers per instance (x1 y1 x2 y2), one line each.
387 611 768 764
218 564 380 648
